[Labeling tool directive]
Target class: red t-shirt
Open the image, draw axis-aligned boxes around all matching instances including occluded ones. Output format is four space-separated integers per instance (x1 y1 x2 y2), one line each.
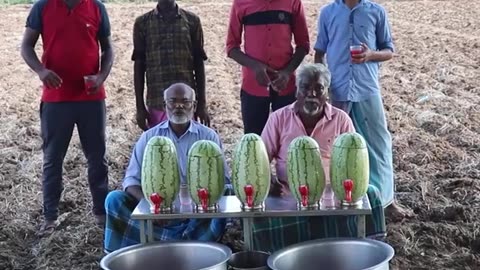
25 0 111 102
226 0 310 97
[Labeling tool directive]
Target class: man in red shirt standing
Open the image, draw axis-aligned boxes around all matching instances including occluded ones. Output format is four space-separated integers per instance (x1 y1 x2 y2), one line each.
20 0 114 235
226 0 310 135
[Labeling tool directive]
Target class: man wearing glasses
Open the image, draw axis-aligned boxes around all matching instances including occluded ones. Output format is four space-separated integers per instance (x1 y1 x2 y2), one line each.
103 83 230 252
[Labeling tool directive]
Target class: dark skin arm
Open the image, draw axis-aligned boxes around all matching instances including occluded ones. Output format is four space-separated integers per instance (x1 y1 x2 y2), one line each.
314 50 326 64
228 48 277 87
271 47 309 92
193 56 210 126
87 36 115 94
21 28 62 88
134 59 148 131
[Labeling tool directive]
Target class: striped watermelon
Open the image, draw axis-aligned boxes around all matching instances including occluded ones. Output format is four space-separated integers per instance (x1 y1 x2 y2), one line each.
141 136 180 213
187 140 225 211
330 132 369 204
287 136 326 208
231 133 270 210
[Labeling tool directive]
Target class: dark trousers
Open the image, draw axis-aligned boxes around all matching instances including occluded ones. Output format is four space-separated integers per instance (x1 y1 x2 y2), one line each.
40 100 109 221
240 89 296 135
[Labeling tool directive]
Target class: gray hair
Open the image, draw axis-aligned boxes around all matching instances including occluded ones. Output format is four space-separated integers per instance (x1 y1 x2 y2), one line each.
295 63 331 96
163 83 196 101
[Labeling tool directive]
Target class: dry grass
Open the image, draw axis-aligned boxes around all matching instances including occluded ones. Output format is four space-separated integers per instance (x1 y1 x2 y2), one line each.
0 0 479 269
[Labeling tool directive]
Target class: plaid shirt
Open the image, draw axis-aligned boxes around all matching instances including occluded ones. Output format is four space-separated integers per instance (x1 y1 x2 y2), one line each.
132 5 207 109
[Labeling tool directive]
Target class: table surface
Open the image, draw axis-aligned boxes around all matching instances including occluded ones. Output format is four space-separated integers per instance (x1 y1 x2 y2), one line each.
131 194 372 220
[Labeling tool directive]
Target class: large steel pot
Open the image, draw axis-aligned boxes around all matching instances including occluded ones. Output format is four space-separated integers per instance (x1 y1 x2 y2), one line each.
100 241 232 270
267 238 394 270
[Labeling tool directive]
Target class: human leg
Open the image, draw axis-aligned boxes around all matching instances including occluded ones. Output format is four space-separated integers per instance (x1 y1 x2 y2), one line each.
39 102 75 234
240 90 271 135
76 101 109 224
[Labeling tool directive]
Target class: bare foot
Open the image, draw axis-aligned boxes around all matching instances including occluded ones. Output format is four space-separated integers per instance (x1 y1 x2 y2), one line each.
94 214 106 227
385 202 415 222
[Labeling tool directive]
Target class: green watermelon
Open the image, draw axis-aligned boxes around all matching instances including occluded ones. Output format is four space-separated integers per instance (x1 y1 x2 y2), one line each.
287 136 326 208
187 140 225 211
330 132 369 204
231 133 270 210
141 136 180 213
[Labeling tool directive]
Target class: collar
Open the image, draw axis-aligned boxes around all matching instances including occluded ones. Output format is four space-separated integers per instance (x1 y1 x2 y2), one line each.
154 3 181 17
336 0 366 6
158 120 199 134
288 101 333 121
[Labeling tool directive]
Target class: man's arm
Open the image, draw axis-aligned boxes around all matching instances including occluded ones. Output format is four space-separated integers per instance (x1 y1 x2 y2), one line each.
313 7 329 64
371 7 395 62
97 2 114 82
122 132 150 202
191 16 210 126
20 1 62 88
283 0 309 74
132 17 149 131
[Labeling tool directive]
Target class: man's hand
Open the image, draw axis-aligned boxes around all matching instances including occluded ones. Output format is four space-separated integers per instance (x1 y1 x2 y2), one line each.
253 62 277 87
136 106 149 131
85 74 106 95
271 70 290 92
351 43 373 64
38 68 62 89
194 105 211 127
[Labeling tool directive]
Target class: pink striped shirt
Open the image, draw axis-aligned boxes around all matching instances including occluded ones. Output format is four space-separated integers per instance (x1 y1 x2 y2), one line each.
261 102 355 193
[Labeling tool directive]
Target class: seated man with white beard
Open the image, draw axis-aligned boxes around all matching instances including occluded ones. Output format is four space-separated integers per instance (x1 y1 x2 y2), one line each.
103 83 229 253
252 63 387 253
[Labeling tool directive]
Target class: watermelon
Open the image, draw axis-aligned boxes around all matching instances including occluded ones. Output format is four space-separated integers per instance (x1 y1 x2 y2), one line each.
187 140 225 212
231 133 270 210
329 132 369 205
141 136 181 213
287 136 326 208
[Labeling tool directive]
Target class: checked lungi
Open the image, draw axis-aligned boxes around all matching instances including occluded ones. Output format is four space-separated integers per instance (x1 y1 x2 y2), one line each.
251 184 386 253
103 190 226 253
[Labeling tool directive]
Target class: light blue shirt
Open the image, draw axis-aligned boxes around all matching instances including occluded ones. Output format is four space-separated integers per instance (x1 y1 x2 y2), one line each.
122 120 231 191
314 0 394 102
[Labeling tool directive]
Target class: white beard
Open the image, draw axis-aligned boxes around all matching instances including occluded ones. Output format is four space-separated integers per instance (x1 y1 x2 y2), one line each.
168 110 193 124
302 105 321 116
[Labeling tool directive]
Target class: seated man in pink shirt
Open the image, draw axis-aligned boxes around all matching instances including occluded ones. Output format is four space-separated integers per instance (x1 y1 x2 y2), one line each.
252 63 386 253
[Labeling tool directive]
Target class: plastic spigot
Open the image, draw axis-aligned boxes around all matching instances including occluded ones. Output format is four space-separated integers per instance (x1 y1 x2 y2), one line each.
244 184 254 208
198 188 209 211
299 184 309 207
150 193 163 214
343 179 353 203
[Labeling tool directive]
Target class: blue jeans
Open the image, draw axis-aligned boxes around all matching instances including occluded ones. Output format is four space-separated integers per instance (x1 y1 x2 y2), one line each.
40 100 109 220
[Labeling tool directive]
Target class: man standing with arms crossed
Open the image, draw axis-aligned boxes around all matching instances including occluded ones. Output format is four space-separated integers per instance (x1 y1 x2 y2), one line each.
21 0 114 235
314 0 412 219
133 0 210 130
226 0 310 135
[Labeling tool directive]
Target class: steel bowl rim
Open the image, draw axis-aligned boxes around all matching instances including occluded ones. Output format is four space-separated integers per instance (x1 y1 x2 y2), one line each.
267 237 395 270
100 240 232 270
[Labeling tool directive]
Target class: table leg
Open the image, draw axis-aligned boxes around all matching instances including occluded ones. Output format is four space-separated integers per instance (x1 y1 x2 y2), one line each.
242 217 253 251
147 220 154 242
357 215 366 238
140 220 146 243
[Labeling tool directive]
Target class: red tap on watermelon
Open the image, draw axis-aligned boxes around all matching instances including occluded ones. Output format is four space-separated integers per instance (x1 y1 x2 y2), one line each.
197 188 209 211
150 193 163 214
299 184 309 207
343 179 353 203
244 184 254 208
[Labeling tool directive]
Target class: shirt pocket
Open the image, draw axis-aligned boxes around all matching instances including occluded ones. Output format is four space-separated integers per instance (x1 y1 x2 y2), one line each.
353 13 376 43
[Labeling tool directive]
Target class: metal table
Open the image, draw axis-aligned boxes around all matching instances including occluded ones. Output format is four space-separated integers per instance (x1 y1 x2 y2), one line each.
131 194 372 251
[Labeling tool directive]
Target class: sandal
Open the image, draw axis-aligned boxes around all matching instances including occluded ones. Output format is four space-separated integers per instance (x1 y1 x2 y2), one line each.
37 220 57 237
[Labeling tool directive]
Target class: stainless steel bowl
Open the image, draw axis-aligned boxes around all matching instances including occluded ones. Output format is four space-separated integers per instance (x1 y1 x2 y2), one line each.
228 250 270 270
267 238 394 270
100 241 232 270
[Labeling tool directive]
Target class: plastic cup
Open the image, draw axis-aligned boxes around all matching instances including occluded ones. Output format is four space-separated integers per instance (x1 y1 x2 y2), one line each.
179 184 192 206
84 75 96 92
350 45 364 57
